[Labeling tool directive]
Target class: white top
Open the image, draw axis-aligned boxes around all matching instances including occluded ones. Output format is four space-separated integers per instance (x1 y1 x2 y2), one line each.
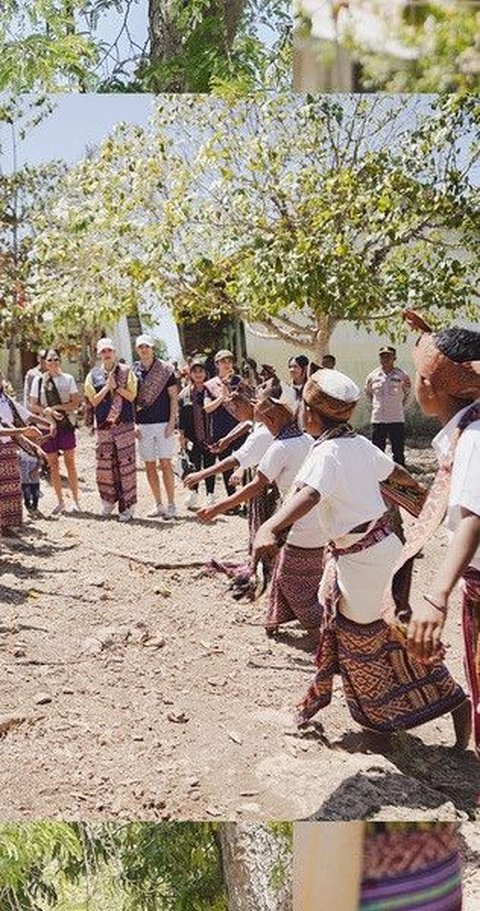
432 401 480 573
235 424 274 470
30 373 78 427
258 432 312 499
286 438 327 549
0 392 30 444
364 366 413 423
23 365 42 406
299 434 394 542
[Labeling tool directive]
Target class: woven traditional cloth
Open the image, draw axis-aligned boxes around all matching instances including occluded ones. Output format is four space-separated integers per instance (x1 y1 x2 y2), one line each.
266 542 323 630
297 612 466 730
135 357 174 412
382 401 480 753
462 567 480 756
0 441 23 531
383 401 480 628
360 826 462 911
319 513 392 629
104 363 132 425
95 422 137 510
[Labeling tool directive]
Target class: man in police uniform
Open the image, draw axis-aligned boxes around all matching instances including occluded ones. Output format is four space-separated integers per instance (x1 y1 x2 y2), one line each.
364 345 413 466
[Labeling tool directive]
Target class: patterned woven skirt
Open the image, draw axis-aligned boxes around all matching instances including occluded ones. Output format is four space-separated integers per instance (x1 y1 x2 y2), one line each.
0 441 22 532
96 422 137 511
297 612 466 731
360 825 462 910
266 543 324 631
462 567 480 757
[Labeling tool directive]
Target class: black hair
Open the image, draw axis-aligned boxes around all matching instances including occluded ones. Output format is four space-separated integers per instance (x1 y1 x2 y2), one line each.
435 327 480 363
45 347 61 360
289 355 309 370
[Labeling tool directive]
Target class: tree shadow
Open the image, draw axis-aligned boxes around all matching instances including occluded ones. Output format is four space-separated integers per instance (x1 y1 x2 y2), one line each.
0 583 31 606
308 768 466 821
302 728 480 819
67 512 204 529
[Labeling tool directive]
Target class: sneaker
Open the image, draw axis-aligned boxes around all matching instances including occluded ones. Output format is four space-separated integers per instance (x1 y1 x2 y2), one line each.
205 494 215 507
51 503 65 516
101 500 115 517
147 502 166 518
69 502 81 514
184 491 198 510
163 504 177 520
118 507 134 522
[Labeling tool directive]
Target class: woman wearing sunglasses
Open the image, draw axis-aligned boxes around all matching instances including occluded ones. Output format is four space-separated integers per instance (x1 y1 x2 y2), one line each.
29 348 81 515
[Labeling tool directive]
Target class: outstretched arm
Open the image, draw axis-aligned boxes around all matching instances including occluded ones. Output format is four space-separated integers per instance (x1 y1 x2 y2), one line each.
252 485 320 566
407 508 480 661
197 471 268 520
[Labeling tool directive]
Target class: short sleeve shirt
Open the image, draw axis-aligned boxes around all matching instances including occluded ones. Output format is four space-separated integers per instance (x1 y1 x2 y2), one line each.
258 433 312 499
30 372 78 407
299 434 394 541
432 404 480 572
235 424 274 470
364 366 412 423
0 392 31 444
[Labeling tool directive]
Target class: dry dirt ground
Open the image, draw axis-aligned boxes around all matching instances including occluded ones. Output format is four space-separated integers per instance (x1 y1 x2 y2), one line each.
1 431 480 837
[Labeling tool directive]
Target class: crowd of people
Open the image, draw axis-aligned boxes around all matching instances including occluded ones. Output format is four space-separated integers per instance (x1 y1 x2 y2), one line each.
0 317 479 760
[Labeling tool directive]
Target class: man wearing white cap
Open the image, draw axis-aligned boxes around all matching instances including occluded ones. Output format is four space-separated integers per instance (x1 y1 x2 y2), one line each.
84 337 138 520
133 334 178 518
253 368 466 746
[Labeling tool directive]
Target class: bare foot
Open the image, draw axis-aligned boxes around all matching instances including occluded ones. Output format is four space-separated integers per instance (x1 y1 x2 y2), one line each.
452 699 472 750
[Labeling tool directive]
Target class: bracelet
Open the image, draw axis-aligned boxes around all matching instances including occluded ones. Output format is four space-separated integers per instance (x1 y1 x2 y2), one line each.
423 594 447 615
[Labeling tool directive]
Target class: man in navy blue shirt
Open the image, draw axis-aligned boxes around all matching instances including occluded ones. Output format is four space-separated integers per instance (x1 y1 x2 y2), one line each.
133 335 179 518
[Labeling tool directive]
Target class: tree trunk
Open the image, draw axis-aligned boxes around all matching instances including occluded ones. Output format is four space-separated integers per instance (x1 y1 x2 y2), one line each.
219 823 292 911
7 325 23 393
148 0 248 91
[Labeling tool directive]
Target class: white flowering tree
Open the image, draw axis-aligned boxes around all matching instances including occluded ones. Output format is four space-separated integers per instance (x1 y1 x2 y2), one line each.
29 93 479 362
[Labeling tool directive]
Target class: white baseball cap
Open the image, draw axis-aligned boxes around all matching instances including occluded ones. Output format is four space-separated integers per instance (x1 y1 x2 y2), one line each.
97 337 116 354
136 334 155 348
309 368 360 402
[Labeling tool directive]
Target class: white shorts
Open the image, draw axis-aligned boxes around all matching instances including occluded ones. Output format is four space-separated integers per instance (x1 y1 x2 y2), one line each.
137 423 177 462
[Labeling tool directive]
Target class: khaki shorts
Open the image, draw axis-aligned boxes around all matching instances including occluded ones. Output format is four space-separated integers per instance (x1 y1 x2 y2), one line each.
137 423 177 462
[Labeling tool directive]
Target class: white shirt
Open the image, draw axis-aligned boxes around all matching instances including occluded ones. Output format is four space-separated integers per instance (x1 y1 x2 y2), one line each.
299 434 394 542
235 424 274 470
30 373 78 426
364 366 413 423
0 392 30 444
285 438 327 549
432 401 480 573
258 432 312 499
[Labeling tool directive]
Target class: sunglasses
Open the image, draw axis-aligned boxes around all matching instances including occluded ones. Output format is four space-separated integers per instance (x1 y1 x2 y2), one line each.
46 357 60 362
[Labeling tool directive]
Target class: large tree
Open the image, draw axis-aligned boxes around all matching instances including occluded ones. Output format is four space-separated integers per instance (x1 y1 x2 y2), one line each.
0 103 64 386
0 822 292 911
0 0 291 93
30 93 479 360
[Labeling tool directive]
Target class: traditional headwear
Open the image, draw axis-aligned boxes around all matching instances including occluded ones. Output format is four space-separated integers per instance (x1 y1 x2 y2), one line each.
303 368 360 421
256 379 297 415
405 311 480 400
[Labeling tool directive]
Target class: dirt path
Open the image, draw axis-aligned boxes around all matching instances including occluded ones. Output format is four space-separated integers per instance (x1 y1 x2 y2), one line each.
1 431 479 824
